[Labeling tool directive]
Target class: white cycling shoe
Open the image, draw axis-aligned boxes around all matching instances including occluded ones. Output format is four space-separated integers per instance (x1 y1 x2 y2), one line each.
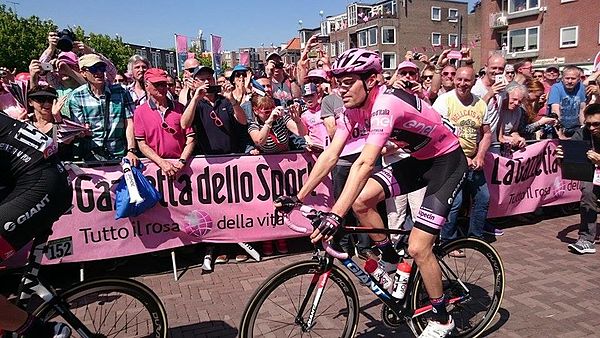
418 316 455 338
52 322 71 338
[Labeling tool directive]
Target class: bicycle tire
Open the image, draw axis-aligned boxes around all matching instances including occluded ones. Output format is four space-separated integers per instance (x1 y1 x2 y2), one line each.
409 238 505 338
32 278 168 338
239 260 360 338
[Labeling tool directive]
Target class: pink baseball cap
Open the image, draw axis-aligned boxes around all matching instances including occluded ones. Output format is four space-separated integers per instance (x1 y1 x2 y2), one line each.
58 51 78 66
305 69 329 82
397 61 419 71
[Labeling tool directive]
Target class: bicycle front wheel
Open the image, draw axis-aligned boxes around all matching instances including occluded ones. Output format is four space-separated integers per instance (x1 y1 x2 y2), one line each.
33 278 168 338
409 238 505 338
239 260 359 338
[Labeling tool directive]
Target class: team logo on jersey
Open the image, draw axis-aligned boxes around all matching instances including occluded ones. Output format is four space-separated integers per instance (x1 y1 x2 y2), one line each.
3 222 16 232
402 120 436 136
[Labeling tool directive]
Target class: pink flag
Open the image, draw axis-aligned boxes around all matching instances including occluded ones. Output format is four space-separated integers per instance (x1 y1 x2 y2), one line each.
211 35 223 54
240 51 250 66
175 34 188 53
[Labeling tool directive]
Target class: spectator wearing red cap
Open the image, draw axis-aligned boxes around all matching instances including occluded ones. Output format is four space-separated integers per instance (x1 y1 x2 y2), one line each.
134 68 195 178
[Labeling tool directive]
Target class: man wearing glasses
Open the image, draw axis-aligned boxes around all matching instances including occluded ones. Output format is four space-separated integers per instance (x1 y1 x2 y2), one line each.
181 66 247 155
68 54 138 164
178 58 201 106
134 68 195 178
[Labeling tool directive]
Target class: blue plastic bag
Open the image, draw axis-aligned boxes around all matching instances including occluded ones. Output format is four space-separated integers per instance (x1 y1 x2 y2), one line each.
115 160 162 219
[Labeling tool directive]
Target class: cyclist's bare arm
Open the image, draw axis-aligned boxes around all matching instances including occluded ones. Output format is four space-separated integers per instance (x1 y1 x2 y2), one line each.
296 130 350 201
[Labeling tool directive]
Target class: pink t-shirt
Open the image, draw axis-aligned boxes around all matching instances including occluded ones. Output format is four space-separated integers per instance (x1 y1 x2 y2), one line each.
301 106 329 149
134 99 194 159
367 86 459 160
334 94 373 158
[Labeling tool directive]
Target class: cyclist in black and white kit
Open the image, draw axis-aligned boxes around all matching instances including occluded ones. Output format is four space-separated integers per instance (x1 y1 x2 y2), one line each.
0 108 72 337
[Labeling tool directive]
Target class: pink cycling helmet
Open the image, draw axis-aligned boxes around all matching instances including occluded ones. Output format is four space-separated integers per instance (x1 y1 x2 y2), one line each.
330 48 382 76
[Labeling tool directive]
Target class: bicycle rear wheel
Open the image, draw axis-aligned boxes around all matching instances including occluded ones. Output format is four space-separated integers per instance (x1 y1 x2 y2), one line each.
239 260 359 338
32 278 168 338
409 238 505 338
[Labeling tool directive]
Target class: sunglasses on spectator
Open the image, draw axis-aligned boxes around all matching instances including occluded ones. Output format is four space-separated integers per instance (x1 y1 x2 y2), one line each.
442 71 456 76
399 70 417 76
234 72 247 78
210 110 224 127
161 121 176 134
185 67 197 73
585 122 600 128
151 81 168 88
85 64 107 74
505 71 515 75
31 96 54 103
422 75 434 80
310 78 325 85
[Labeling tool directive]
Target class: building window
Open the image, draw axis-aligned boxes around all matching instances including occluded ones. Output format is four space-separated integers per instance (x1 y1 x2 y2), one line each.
382 26 396 44
382 0 397 16
382 52 396 70
448 34 458 48
560 26 578 48
508 0 539 13
348 4 357 26
431 32 442 46
338 41 345 54
330 42 337 57
507 26 539 52
448 8 459 22
151 52 160 67
368 27 377 45
323 44 329 55
358 30 368 47
431 7 441 21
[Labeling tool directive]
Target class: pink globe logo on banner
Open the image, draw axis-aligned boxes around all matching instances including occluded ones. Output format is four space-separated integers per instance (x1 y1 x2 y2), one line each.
552 177 566 198
182 210 213 238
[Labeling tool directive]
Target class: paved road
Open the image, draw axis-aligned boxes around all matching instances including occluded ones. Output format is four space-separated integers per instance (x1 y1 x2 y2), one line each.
3 211 600 337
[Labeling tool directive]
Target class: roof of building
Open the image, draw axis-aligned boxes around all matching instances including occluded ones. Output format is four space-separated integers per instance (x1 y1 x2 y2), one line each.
283 37 301 51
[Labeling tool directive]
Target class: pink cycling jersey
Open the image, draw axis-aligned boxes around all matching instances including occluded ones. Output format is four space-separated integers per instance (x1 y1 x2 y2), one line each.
366 86 459 160
334 100 371 158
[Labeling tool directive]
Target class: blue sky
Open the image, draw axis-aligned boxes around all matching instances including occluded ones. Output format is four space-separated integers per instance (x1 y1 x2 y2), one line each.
7 0 474 50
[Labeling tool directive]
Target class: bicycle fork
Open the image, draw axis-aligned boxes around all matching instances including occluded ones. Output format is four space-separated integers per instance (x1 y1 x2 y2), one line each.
295 270 331 332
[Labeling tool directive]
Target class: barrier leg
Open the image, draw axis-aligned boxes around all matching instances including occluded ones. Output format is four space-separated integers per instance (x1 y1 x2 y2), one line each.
171 250 178 281
238 242 261 262
79 263 84 282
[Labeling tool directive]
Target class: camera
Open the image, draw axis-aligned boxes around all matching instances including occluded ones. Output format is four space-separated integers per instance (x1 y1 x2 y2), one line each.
274 61 285 69
40 62 54 72
316 35 330 43
57 29 76 52
412 52 423 60
207 85 222 94
403 80 414 89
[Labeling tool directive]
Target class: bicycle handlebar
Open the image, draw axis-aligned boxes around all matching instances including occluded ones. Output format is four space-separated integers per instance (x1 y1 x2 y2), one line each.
283 205 349 260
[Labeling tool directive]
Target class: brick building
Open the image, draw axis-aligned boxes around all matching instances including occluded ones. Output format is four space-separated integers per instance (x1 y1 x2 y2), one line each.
318 0 469 71
125 43 177 76
480 0 599 72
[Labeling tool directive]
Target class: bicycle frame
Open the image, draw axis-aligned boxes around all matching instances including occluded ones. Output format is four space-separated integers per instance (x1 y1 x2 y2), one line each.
6 233 97 338
298 226 469 333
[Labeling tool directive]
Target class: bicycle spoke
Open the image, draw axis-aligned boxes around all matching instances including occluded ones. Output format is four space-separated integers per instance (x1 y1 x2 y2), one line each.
104 296 137 336
107 307 147 337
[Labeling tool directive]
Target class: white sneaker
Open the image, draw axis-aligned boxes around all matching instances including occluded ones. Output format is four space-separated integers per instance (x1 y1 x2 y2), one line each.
418 316 454 338
52 322 71 338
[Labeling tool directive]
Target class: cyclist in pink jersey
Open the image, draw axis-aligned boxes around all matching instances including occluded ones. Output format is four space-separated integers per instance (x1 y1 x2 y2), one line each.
276 48 467 338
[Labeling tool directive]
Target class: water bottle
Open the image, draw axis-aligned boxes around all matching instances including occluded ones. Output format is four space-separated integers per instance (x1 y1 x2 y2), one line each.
364 259 394 290
391 261 412 299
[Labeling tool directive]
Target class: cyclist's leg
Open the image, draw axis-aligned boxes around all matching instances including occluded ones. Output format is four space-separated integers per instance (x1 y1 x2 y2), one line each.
352 178 387 242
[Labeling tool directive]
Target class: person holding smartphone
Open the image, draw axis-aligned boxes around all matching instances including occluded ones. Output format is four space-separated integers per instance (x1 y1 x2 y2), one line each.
390 61 429 102
180 66 247 155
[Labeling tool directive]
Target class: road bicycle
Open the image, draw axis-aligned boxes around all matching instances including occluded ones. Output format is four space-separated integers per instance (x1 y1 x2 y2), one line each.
239 205 505 337
2 230 168 338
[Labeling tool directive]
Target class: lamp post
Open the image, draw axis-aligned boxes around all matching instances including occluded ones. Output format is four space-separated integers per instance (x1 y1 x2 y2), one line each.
319 10 324 35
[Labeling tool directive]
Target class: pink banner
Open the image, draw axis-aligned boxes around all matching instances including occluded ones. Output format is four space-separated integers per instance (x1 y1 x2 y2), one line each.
175 34 188 53
211 34 222 54
2 153 330 267
240 51 249 66
484 140 582 218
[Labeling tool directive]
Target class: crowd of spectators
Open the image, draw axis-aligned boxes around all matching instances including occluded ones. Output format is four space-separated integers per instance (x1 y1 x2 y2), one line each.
2 29 599 259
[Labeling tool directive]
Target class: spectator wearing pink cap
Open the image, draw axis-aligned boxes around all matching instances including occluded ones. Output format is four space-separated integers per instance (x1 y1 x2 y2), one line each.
391 61 428 102
300 83 328 152
304 69 330 97
134 68 195 178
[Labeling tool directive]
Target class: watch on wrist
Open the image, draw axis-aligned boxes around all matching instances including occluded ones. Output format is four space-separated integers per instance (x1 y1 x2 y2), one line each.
178 158 187 165
127 148 137 154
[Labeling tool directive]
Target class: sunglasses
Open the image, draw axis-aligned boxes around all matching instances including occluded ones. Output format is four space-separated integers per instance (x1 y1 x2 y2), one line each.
234 72 247 78
442 71 456 77
210 110 224 127
422 75 434 80
161 122 176 134
585 122 600 128
505 71 515 75
185 67 197 73
86 65 107 74
399 70 417 76
31 96 54 103
151 81 168 88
